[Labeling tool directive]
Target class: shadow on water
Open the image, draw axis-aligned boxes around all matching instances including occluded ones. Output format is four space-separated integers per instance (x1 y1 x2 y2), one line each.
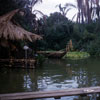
0 57 100 100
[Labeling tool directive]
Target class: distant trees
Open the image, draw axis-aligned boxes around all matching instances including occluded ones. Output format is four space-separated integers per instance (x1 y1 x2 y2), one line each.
1 0 100 57
37 12 73 50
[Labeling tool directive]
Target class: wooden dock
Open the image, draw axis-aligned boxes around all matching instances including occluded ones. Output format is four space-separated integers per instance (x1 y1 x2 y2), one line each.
0 59 36 69
0 86 100 100
37 51 66 58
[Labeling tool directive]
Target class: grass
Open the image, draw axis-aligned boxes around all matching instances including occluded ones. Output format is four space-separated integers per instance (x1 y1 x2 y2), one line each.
62 51 90 60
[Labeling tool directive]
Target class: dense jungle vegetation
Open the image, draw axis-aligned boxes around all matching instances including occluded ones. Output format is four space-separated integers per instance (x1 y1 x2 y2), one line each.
0 0 100 57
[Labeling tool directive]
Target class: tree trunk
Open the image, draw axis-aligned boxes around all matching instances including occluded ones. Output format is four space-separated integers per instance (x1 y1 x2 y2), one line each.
85 0 91 23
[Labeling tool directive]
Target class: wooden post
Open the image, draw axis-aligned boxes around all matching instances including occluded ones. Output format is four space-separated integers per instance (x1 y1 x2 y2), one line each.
1 87 100 100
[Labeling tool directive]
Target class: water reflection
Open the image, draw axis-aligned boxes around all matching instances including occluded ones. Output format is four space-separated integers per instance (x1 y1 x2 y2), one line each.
0 58 100 100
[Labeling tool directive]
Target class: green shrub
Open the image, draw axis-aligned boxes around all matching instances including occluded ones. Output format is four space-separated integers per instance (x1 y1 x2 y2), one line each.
63 52 90 60
87 38 100 56
35 54 46 66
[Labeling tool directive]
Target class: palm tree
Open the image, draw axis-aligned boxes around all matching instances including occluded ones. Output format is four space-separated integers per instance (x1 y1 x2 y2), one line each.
95 0 100 19
0 0 42 16
56 3 76 17
76 0 83 22
78 0 100 23
66 0 100 23
57 0 84 23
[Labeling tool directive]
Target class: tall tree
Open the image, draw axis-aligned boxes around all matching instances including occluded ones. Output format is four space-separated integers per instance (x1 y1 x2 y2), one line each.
67 0 100 23
0 0 42 15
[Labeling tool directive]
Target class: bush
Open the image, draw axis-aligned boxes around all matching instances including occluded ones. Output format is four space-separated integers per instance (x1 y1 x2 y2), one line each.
87 38 100 56
62 52 90 60
35 54 46 66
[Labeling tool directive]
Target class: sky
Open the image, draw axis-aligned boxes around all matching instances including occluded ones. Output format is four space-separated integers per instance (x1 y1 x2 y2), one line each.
33 0 78 21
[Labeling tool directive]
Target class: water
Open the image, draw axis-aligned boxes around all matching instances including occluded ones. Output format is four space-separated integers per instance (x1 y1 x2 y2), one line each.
0 58 100 100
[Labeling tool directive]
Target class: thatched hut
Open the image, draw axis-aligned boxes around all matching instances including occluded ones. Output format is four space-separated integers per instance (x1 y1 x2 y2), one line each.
0 9 42 59
0 9 42 42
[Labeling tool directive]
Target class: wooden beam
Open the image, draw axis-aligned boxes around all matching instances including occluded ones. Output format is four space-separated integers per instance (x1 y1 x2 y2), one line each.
0 87 100 100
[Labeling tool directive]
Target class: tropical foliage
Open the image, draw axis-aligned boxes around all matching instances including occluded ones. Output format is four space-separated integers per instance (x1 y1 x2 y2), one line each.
37 12 73 50
1 0 100 58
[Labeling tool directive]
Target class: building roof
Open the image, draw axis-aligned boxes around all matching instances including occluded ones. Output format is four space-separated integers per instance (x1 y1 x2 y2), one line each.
0 9 42 42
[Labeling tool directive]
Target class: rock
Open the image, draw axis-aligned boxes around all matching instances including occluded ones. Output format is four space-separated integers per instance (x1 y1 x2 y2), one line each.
66 64 71 67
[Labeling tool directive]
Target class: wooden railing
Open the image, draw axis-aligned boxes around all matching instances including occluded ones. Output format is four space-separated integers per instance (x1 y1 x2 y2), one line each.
0 86 100 100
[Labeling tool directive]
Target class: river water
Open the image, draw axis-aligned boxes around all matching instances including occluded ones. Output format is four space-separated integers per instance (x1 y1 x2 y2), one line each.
0 58 100 100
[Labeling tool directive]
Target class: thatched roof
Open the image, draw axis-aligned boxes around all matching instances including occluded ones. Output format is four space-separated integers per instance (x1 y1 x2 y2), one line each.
0 9 42 42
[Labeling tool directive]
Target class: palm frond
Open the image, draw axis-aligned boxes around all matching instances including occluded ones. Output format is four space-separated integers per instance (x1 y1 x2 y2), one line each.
65 3 76 8
31 0 42 7
72 13 77 21
33 10 44 16
64 8 72 16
